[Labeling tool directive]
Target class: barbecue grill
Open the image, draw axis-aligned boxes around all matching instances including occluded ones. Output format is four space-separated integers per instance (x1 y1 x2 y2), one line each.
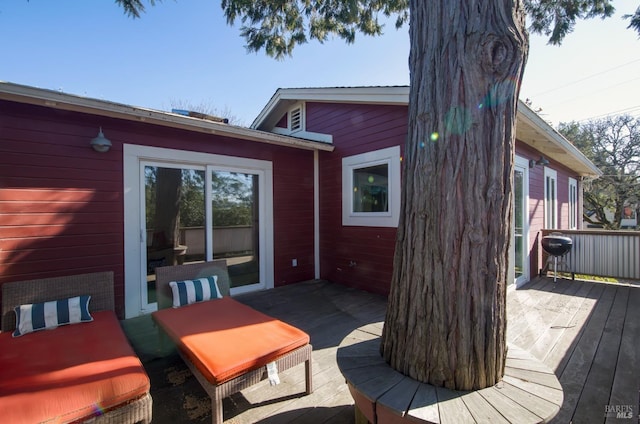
541 234 574 282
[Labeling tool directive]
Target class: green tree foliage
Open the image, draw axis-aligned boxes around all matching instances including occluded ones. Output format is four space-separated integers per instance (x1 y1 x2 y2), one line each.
115 0 158 18
219 1 636 58
560 116 640 229
627 6 640 33
145 167 253 229
211 171 255 227
180 169 206 227
524 0 615 44
221 0 409 58
114 1 639 53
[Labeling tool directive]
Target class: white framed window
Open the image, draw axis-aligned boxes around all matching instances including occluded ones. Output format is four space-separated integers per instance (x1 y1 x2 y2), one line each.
342 146 401 227
544 167 558 229
568 177 578 229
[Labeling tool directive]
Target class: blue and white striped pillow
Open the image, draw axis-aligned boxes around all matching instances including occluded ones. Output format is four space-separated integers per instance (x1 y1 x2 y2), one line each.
169 276 222 308
13 295 93 337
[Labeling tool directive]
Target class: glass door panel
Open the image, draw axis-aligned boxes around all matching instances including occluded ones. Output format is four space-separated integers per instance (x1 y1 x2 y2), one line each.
514 168 524 282
513 157 529 287
144 165 206 305
211 171 260 289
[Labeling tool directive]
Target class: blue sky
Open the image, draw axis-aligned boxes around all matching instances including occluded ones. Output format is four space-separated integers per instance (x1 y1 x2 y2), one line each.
1 1 638 127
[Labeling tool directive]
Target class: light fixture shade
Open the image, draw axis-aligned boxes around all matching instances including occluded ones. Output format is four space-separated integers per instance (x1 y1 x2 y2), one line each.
529 155 550 168
90 127 112 153
537 156 550 166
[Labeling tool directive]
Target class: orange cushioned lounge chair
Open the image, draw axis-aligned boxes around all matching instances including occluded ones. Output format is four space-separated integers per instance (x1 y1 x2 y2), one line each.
0 272 152 424
152 260 313 424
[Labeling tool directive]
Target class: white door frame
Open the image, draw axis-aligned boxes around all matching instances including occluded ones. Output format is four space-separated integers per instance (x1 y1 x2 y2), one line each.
123 144 274 318
514 156 530 287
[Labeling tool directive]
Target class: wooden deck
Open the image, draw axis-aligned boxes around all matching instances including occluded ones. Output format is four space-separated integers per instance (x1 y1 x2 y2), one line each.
126 277 639 423
507 277 639 424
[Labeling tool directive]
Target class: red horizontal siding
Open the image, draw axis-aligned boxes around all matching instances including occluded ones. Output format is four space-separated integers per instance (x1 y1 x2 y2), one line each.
0 188 120 202
0 102 124 315
310 102 406 295
1 99 316 317
0 233 121 250
272 148 315 285
2 199 120 214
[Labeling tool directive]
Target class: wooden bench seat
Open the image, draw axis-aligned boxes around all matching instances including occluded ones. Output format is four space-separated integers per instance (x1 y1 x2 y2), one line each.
337 323 563 424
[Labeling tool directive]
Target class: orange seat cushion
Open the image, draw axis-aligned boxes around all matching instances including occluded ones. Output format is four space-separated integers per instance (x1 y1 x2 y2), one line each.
152 297 310 385
0 311 151 424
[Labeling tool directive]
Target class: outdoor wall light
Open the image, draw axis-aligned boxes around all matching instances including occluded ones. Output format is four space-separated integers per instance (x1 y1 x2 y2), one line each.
90 127 112 153
529 155 550 169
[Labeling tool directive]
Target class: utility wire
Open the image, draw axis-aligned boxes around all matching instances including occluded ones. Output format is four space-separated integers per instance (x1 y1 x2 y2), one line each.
577 105 640 122
531 58 640 97
547 75 640 108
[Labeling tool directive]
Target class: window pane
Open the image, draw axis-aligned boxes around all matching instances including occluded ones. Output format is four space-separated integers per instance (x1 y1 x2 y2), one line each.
353 164 389 213
211 171 260 288
569 182 577 229
145 166 206 304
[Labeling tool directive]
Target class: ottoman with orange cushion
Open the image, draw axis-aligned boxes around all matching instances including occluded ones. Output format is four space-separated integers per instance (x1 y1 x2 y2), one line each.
152 260 313 424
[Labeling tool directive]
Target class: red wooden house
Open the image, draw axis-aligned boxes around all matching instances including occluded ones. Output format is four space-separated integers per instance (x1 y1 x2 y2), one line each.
251 87 601 294
0 83 600 319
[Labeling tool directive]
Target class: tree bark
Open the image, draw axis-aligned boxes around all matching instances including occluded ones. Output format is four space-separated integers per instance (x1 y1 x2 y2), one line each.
151 168 182 262
380 0 528 390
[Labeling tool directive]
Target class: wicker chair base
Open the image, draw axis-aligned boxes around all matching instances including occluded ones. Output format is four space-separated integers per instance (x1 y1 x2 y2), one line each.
85 393 152 424
178 344 313 424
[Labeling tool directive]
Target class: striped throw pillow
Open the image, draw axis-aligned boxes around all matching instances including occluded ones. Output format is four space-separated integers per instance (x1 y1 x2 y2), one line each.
13 295 93 337
169 276 222 308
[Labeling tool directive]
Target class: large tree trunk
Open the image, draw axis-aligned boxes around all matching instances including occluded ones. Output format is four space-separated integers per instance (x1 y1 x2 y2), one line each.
380 1 528 390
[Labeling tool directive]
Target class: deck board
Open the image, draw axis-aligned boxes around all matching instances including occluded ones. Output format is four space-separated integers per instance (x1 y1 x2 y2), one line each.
550 283 618 424
525 280 590 361
571 285 629 424
606 285 640 423
544 282 606 377
462 390 511 424
124 278 639 423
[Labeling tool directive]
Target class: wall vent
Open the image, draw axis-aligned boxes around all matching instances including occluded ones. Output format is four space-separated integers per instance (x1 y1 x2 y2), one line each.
289 106 302 132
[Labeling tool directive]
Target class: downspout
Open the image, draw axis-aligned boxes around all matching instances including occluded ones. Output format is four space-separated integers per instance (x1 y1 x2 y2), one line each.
314 150 320 279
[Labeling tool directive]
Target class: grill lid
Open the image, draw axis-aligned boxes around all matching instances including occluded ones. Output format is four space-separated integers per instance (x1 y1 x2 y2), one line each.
541 235 573 256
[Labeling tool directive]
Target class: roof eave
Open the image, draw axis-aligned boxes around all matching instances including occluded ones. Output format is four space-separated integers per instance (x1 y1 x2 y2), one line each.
516 102 601 177
253 86 600 177
0 81 334 152
251 86 411 130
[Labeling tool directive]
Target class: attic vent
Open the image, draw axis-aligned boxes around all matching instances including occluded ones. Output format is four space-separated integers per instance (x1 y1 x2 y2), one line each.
289 106 302 132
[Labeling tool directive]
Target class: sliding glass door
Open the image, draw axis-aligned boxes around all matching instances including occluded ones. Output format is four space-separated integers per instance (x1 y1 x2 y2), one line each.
124 145 273 318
